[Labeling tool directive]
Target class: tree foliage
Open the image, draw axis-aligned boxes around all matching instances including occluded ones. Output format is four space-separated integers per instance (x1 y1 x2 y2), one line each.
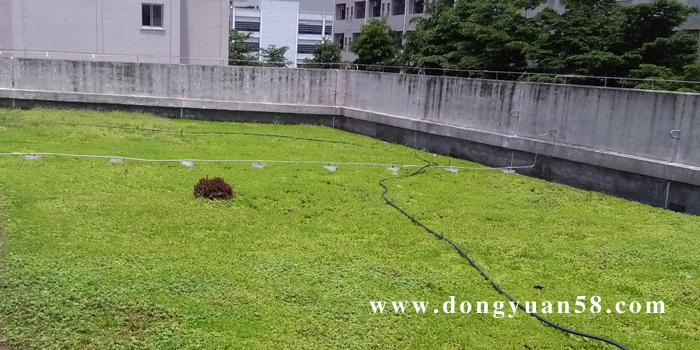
525 0 626 76
228 29 257 66
302 38 342 68
313 38 342 65
349 20 399 65
630 63 700 92
229 30 291 67
617 0 699 72
407 0 543 71
403 0 699 86
260 45 290 67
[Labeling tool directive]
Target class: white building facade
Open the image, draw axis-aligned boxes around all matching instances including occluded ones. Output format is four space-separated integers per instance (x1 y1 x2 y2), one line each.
0 0 230 65
231 0 334 67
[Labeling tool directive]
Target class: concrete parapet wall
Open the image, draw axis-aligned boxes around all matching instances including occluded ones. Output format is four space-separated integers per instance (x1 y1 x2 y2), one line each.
1 57 700 212
182 65 337 106
340 70 700 186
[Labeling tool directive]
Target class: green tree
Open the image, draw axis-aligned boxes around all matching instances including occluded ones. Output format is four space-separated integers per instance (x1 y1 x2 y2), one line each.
616 0 699 72
313 38 342 66
526 0 698 77
260 45 290 67
405 0 698 82
406 0 543 71
302 38 342 68
349 20 399 66
228 29 258 66
630 63 700 92
525 0 626 76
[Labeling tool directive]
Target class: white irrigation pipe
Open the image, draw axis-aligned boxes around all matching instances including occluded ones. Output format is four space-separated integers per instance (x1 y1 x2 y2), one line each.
0 152 538 171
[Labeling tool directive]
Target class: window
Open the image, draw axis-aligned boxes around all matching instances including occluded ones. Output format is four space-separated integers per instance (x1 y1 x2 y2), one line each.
297 44 316 54
299 24 323 35
142 4 163 27
370 0 380 17
334 33 345 49
381 3 385 15
324 25 333 35
235 21 261 32
391 0 405 16
410 0 424 14
355 1 366 19
336 4 346 20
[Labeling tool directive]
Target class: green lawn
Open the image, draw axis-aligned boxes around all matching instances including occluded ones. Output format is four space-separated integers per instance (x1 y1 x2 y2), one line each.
0 108 698 350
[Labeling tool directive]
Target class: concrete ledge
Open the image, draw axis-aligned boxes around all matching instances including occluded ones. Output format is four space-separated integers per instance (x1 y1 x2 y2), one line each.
0 89 340 117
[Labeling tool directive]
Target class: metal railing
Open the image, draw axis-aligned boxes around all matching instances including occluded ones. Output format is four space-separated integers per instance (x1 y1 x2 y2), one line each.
2 50 699 92
297 61 700 91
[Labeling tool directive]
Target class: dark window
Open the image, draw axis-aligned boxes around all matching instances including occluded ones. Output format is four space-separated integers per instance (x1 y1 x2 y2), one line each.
299 24 323 35
336 4 346 20
411 0 424 14
391 0 405 16
334 33 345 47
325 26 333 35
235 21 261 32
142 4 164 27
297 44 316 54
355 1 366 19
370 1 380 17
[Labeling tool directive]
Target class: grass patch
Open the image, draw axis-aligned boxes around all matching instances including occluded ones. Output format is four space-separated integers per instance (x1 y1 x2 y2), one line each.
0 108 698 349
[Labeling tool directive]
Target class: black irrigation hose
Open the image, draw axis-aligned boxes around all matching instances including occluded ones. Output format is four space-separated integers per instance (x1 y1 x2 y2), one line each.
57 122 366 147
378 175 630 350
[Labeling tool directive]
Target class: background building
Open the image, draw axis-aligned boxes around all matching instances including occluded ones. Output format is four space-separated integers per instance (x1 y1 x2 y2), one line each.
0 0 230 65
231 0 333 67
233 0 332 12
332 0 436 61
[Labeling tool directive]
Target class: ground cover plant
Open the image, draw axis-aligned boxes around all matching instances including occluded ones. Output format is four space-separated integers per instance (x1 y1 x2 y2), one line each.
0 108 698 349
194 178 235 200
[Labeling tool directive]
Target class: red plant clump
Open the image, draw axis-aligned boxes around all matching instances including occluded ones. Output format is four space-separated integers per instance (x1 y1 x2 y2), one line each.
193 177 234 200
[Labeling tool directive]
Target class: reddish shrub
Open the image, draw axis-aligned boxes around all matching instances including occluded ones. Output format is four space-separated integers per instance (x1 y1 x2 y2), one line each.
194 177 234 200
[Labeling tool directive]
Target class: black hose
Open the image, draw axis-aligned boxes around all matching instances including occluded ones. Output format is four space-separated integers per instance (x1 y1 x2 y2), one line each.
378 176 630 350
57 122 366 147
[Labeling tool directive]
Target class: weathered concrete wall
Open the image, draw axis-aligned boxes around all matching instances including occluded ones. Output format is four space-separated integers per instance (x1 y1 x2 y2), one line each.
344 71 424 119
0 58 11 89
2 57 700 213
182 65 337 106
516 83 684 163
342 70 700 179
12 59 182 97
4 59 339 107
